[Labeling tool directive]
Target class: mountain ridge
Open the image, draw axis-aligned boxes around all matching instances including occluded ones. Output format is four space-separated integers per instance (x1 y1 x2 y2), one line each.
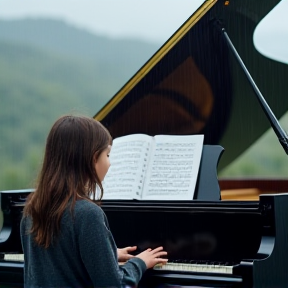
0 18 161 62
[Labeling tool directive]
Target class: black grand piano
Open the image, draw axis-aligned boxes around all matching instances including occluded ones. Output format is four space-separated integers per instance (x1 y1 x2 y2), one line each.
1 0 288 287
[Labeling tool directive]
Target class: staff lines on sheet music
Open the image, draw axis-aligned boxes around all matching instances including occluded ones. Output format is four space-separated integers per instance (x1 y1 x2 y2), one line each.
151 161 193 165
111 146 148 153
148 182 190 188
153 154 194 159
103 184 134 189
146 189 189 195
155 148 195 152
150 173 192 178
106 166 142 172
151 166 193 172
110 153 144 160
103 189 133 194
156 142 196 147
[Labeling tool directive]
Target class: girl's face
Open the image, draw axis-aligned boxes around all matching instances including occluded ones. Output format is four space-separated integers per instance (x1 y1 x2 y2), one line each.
95 145 111 181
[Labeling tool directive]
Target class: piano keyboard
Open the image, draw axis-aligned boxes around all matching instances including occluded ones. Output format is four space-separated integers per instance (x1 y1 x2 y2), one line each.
3 254 24 262
2 254 235 275
153 261 234 274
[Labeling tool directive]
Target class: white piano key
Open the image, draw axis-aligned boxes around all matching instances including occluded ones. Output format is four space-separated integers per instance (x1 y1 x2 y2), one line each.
153 261 234 274
4 254 24 261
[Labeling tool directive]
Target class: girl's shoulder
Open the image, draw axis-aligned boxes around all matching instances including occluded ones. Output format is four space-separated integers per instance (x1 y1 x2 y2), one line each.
74 199 104 218
72 200 109 232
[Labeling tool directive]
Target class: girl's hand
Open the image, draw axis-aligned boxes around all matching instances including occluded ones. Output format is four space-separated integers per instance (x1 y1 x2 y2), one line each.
135 246 168 269
117 246 137 262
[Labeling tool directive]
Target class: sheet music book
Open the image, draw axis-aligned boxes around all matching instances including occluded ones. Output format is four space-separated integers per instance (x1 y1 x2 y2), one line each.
101 134 204 200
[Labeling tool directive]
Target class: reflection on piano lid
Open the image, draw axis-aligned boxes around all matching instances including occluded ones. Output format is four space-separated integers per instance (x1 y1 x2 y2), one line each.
103 201 263 262
94 0 288 172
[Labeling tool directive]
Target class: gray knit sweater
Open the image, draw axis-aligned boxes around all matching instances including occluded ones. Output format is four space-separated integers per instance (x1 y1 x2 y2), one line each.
20 199 147 288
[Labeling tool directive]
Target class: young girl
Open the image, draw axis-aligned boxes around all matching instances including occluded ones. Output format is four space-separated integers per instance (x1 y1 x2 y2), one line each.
20 115 167 288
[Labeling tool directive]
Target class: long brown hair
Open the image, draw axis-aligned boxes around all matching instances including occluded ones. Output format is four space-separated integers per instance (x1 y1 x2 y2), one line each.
23 115 112 248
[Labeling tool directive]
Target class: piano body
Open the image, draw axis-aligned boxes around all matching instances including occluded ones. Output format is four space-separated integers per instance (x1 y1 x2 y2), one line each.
1 190 288 288
1 0 288 287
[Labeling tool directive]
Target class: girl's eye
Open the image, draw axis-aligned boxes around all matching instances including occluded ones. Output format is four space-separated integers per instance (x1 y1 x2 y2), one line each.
107 154 110 157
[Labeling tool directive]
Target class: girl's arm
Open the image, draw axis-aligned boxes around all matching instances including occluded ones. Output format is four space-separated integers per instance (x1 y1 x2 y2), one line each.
76 202 146 287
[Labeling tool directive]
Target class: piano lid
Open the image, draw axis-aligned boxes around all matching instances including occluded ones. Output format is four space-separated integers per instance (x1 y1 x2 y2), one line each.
94 0 288 171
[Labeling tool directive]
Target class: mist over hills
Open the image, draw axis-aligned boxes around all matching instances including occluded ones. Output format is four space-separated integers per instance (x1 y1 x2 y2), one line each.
0 18 161 190
0 18 160 63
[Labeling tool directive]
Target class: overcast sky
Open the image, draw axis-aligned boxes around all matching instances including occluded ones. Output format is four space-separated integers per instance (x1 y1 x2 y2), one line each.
0 0 287 64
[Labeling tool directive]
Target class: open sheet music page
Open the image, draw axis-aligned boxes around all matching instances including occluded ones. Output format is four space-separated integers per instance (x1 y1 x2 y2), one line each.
141 134 204 200
102 134 151 200
102 133 204 200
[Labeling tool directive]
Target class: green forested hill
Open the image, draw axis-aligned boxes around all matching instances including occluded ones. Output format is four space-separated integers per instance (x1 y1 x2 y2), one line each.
0 19 160 190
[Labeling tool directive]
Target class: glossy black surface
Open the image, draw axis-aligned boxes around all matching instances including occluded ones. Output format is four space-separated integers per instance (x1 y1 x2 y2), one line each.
103 205 262 262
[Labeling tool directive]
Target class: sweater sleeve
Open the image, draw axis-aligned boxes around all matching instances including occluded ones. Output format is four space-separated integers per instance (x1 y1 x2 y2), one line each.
75 201 146 288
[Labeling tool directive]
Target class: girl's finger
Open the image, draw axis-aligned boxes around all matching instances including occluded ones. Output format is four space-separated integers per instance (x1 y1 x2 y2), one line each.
151 246 163 253
155 252 167 258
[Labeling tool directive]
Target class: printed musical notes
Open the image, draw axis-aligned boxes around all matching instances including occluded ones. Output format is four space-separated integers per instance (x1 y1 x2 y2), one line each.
102 133 204 200
142 135 203 200
102 134 151 199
